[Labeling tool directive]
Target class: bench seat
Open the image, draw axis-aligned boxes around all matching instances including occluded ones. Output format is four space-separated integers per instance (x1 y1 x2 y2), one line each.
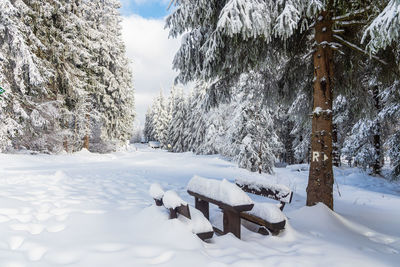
241 202 286 235
235 177 293 235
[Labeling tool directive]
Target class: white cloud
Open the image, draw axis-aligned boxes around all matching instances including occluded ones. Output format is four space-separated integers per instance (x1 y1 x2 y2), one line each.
121 15 181 125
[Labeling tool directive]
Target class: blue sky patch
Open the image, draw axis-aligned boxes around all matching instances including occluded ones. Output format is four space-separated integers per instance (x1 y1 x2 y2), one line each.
120 0 170 18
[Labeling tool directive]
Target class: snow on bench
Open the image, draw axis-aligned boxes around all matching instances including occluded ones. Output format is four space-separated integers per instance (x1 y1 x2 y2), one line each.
178 206 213 239
163 190 187 209
149 183 165 206
247 202 285 224
149 184 213 240
187 175 253 207
235 176 292 235
187 176 254 239
235 176 293 205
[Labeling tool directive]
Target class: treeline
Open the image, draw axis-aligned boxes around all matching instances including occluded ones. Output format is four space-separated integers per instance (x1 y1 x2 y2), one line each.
0 0 134 153
145 57 399 179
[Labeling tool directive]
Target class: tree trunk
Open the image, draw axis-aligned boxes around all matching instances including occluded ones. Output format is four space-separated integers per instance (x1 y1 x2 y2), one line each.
372 86 382 176
83 114 90 150
332 123 340 167
306 11 334 210
63 139 68 152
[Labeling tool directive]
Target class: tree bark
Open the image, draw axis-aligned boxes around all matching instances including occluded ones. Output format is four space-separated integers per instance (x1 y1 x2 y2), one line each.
307 11 334 210
83 114 90 150
372 86 382 176
332 123 340 167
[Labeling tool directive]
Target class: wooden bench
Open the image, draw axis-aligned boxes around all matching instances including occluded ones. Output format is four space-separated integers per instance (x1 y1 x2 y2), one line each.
149 183 214 241
187 176 254 239
235 177 293 235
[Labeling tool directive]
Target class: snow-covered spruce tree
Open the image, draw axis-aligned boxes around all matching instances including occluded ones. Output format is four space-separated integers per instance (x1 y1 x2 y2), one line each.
198 102 233 155
168 87 187 152
144 108 156 142
362 1 400 179
287 92 312 164
380 78 400 180
152 91 170 147
0 0 63 152
340 75 387 176
228 73 282 173
0 0 26 151
166 0 398 209
184 82 208 153
82 0 135 152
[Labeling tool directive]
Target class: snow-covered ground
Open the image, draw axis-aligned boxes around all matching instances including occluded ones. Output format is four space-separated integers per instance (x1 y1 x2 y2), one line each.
0 144 399 267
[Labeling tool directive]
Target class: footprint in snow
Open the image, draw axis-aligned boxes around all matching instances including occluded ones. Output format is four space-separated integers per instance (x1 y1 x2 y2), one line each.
35 213 53 222
0 208 19 216
12 214 32 223
25 244 47 261
92 243 128 253
46 224 66 233
0 214 11 223
8 236 25 250
148 251 175 265
10 223 45 235
309 231 324 238
45 250 84 265
364 231 397 245
3 261 26 267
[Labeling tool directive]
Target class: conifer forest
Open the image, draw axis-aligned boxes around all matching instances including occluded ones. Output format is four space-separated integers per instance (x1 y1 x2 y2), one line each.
0 1 399 266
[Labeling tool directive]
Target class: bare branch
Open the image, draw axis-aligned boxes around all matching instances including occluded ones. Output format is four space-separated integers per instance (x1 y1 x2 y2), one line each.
332 7 371 21
333 34 387 65
333 29 345 34
336 20 368 27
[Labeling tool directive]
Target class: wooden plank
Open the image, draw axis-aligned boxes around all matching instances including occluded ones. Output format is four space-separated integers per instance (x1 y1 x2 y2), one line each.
223 209 241 238
168 204 191 220
187 190 254 212
212 226 224 236
154 198 163 206
176 204 191 219
240 212 286 235
196 231 214 241
195 197 209 219
169 208 177 219
236 184 293 204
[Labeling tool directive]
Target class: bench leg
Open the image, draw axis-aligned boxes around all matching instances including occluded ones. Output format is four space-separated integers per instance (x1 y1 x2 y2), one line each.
154 199 163 206
195 197 209 219
223 210 241 239
169 208 177 219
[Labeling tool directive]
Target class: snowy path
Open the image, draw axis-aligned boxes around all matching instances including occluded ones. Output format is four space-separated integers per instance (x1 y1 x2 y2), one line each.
0 145 399 266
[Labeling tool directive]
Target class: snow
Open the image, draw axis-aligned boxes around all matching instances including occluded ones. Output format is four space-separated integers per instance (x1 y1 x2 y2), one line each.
235 176 292 202
162 190 187 209
0 144 399 266
187 175 253 206
149 183 164 200
177 206 213 234
246 202 286 223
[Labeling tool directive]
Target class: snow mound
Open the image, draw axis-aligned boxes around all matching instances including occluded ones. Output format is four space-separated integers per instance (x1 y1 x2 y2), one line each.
187 175 253 206
74 148 92 155
247 202 285 223
149 183 164 200
163 190 187 209
178 206 213 234
286 164 309 172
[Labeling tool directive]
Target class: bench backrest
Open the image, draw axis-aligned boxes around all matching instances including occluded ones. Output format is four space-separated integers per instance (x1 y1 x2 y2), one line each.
187 176 253 208
235 177 293 210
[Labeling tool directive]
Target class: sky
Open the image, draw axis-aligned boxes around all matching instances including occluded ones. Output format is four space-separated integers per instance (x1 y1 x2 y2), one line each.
120 0 181 125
